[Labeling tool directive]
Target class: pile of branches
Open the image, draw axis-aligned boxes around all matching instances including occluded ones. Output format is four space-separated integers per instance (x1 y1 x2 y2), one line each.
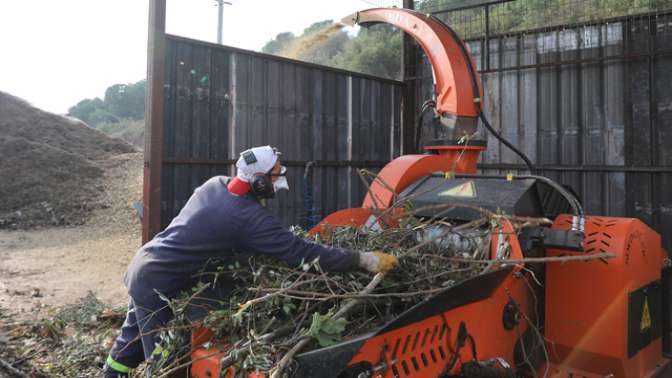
0 292 125 378
148 208 509 377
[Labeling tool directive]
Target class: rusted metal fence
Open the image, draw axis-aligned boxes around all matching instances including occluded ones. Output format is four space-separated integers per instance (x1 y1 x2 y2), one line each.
143 1 401 241
160 36 401 228
414 1 672 249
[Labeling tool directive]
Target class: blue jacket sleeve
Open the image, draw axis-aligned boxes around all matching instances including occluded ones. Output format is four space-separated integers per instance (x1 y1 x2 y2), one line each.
236 208 360 272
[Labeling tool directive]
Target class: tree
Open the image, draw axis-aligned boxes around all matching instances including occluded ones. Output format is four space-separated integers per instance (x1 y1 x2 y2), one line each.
104 80 145 120
261 32 296 54
333 25 402 80
299 31 349 66
69 79 145 128
68 98 106 126
293 20 349 66
303 20 334 35
88 108 120 125
260 20 402 80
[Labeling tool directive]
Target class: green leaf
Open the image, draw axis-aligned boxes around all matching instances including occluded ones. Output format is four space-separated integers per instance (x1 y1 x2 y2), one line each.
304 308 348 347
282 302 296 315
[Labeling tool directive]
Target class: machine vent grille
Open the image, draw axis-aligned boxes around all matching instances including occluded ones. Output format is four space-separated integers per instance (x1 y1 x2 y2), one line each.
386 320 451 377
582 218 617 255
561 216 616 261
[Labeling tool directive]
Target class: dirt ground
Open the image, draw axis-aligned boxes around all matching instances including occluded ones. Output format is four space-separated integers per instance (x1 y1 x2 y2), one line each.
0 152 143 319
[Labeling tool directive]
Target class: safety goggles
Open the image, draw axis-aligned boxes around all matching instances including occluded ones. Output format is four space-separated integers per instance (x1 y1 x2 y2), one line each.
268 165 287 177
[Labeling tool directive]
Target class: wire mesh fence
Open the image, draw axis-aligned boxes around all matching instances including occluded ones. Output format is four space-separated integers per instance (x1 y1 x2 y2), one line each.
410 0 672 250
416 0 672 40
359 0 405 7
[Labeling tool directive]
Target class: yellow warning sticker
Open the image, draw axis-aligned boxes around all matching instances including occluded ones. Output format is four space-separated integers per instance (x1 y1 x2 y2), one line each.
438 181 477 198
641 298 652 332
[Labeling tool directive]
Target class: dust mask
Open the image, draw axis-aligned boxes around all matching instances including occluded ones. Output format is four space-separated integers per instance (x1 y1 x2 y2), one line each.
274 176 289 192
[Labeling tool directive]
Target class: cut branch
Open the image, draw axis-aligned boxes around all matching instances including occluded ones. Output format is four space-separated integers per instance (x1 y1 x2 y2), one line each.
270 273 385 378
0 357 27 378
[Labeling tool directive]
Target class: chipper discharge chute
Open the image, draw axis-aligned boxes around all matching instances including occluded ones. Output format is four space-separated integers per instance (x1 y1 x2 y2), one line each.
191 8 671 378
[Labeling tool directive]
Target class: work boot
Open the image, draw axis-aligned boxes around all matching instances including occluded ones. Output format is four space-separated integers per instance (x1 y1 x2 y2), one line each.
102 363 130 378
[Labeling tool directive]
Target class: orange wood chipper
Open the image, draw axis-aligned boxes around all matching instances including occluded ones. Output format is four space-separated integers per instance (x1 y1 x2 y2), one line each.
191 8 672 378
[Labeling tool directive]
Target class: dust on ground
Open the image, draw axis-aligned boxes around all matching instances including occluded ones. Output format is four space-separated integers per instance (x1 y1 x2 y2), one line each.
0 150 142 377
0 151 143 319
0 91 144 376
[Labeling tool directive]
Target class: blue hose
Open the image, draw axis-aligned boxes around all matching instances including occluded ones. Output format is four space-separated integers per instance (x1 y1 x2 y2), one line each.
302 162 319 229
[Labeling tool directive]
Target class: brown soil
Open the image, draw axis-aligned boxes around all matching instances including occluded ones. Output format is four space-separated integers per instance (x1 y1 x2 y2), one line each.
0 91 136 229
0 92 143 376
0 151 143 320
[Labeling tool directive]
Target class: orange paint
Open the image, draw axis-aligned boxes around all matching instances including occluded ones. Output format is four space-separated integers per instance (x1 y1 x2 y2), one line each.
545 215 670 377
341 8 483 118
361 146 484 210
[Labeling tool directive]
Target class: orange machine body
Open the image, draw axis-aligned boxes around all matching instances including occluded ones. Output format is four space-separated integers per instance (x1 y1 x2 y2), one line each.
361 145 485 209
544 215 670 378
191 218 535 378
335 220 533 378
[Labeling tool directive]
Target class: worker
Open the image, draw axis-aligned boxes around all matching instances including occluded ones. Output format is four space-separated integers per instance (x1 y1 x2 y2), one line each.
103 145 398 377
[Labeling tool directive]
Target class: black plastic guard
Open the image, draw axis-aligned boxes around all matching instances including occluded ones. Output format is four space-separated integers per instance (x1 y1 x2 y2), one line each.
379 267 511 333
663 266 672 356
628 280 662 358
292 268 512 377
293 334 373 378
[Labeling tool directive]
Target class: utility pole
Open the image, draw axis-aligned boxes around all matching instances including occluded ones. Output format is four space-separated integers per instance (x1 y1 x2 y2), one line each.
214 0 232 44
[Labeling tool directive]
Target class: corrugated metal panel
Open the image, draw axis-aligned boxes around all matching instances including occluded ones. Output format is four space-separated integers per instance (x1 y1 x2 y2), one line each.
160 35 402 230
418 12 672 250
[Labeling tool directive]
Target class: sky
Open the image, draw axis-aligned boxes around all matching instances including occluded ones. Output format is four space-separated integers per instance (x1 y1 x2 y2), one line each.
0 0 399 114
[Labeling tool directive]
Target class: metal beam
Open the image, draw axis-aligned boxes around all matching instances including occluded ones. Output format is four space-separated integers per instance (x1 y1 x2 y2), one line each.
408 49 672 77
160 159 672 173
401 0 418 154
161 159 390 168
165 34 403 85
143 0 166 243
478 163 672 173
429 0 515 14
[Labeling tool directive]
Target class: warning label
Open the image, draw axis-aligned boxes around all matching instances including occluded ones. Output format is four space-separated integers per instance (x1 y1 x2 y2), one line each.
641 298 652 332
627 282 660 358
439 181 477 198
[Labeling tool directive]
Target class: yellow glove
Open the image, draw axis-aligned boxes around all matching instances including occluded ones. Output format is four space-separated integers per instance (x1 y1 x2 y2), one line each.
359 251 399 274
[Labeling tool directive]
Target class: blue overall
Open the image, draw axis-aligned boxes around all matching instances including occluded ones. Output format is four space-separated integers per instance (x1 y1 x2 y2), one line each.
104 176 359 375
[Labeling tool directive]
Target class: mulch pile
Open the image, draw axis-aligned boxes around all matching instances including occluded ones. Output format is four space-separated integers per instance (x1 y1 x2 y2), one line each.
0 91 136 229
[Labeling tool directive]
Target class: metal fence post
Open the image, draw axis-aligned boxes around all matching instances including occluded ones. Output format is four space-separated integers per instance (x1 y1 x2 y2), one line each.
401 0 418 154
485 4 490 71
143 0 166 243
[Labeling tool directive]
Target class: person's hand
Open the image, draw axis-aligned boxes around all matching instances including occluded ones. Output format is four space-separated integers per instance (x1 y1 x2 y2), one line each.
359 251 399 274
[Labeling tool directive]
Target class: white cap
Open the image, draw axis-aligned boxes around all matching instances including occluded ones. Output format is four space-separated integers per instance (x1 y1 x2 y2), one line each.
235 145 280 182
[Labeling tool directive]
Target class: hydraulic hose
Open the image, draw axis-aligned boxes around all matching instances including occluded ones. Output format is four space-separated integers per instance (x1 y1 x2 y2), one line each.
415 99 437 152
430 16 535 173
440 173 585 231
517 174 584 217
302 161 317 229
477 112 535 173
428 16 585 232
517 174 585 232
